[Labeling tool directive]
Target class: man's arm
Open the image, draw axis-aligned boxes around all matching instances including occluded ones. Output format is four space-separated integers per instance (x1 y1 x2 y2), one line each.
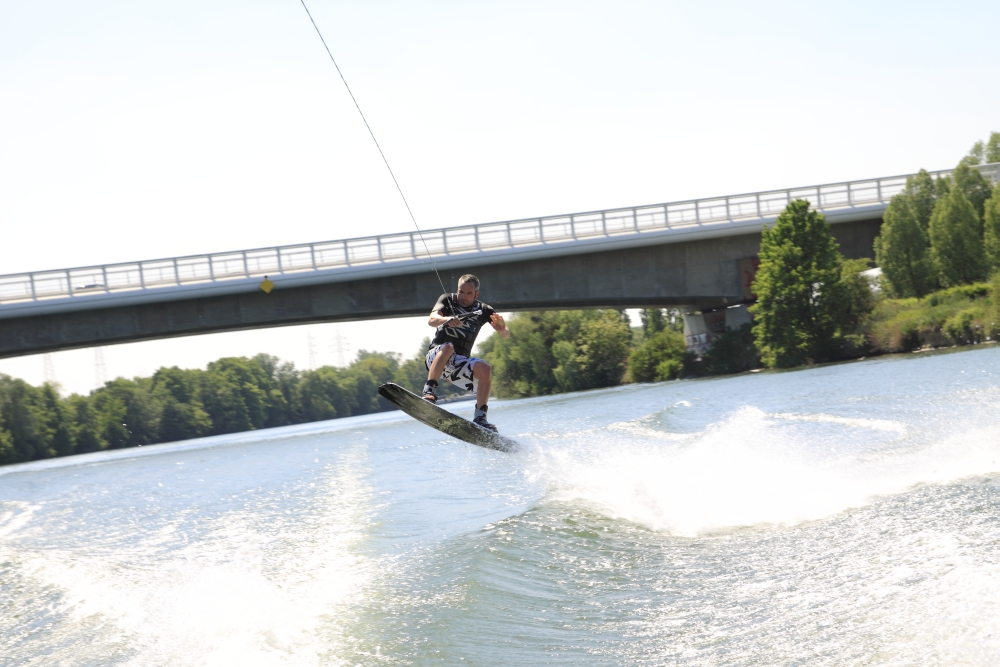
489 312 511 339
428 294 461 329
429 311 461 328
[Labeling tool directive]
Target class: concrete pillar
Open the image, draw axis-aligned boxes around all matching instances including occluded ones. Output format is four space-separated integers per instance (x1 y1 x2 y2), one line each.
724 304 752 329
683 303 753 356
682 310 710 356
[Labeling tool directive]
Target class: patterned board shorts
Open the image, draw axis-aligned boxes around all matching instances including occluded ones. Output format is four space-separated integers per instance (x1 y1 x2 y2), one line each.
425 344 481 392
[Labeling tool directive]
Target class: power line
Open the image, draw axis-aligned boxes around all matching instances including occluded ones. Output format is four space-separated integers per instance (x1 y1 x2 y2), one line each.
42 353 56 385
94 347 108 389
297 0 449 299
329 330 350 367
307 332 318 370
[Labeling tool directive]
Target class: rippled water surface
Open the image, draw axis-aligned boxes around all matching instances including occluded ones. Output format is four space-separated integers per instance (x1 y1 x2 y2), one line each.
4 348 1000 665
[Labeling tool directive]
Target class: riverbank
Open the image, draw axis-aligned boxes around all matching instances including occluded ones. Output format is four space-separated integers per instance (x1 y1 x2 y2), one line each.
863 281 996 352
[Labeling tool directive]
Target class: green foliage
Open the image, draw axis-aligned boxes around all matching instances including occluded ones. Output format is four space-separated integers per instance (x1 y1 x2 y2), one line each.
928 283 990 302
943 308 978 342
39 384 75 457
346 351 400 413
841 258 879 329
158 399 212 442
749 200 853 367
989 272 1000 339
299 367 347 421
67 395 105 453
0 427 15 465
478 310 632 398
638 308 683 338
639 308 666 337
627 328 689 382
929 188 986 287
578 312 632 388
477 312 561 397
984 185 1000 271
699 324 760 375
965 132 1000 165
0 348 407 467
0 376 56 461
951 161 994 222
873 170 937 298
908 169 939 233
864 281 992 351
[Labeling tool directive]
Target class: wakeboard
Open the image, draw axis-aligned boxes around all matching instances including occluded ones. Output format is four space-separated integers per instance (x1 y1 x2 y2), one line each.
377 382 517 452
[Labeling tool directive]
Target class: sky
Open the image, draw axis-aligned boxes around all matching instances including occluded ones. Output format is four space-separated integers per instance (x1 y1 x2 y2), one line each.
1 0 998 395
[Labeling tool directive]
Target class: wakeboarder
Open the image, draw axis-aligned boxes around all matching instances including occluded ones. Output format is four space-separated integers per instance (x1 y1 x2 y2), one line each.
421 274 510 431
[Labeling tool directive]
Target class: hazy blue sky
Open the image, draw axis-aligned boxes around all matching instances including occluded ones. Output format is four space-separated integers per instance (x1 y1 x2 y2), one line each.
1 0 998 394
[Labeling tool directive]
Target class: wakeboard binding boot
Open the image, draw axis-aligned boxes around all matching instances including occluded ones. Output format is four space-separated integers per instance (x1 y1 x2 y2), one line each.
473 404 497 432
422 380 438 404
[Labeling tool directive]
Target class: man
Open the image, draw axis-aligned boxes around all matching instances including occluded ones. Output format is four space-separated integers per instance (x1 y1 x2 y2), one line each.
422 274 510 432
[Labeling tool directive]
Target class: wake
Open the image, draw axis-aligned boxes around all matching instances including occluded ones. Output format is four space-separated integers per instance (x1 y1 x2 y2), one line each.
523 404 1000 536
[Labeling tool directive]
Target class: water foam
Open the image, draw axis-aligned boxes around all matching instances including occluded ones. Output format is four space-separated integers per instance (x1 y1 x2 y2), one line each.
530 406 1000 535
2 445 383 666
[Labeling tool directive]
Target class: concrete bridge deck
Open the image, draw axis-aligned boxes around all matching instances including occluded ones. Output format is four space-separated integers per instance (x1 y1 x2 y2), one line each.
1 164 996 358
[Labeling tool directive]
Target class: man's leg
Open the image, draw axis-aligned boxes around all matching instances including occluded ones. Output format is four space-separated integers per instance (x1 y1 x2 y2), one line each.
423 343 454 401
473 360 492 407
471 360 497 431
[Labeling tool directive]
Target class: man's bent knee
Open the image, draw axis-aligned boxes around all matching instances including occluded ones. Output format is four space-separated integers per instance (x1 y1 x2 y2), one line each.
474 361 492 378
440 343 455 356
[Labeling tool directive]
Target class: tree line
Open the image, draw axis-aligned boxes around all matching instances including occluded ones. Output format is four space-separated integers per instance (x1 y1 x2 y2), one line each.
0 311 699 465
0 349 438 465
875 134 1000 299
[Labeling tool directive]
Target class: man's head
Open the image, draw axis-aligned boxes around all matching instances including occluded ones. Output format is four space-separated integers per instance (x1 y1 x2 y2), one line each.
456 274 480 307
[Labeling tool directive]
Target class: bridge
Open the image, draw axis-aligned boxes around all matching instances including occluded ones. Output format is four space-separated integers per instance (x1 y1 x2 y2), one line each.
2 164 997 359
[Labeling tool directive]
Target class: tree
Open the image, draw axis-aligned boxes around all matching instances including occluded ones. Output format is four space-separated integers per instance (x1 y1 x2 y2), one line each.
298 367 344 422
699 324 760 375
749 200 851 367
0 376 54 461
985 184 1000 272
478 312 563 398
639 309 666 336
346 351 400 413
907 169 938 234
874 171 937 298
206 358 274 430
952 161 993 222
67 394 106 454
39 384 76 457
929 189 986 286
258 354 300 426
479 310 631 398
91 379 160 448
627 328 688 382
577 311 632 388
965 131 1000 165
0 427 15 465
152 365 213 441
840 258 878 329
159 399 212 442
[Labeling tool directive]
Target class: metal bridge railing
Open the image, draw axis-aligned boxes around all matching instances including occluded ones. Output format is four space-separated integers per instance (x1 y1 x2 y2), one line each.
1 163 997 306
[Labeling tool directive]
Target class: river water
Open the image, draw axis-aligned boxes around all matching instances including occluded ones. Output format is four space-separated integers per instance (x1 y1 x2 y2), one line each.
3 347 1000 665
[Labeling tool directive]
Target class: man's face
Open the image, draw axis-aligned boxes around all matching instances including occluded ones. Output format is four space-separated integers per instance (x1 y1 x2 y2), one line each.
456 281 478 307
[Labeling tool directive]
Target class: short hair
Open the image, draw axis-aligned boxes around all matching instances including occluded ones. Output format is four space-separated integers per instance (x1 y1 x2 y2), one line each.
457 274 480 289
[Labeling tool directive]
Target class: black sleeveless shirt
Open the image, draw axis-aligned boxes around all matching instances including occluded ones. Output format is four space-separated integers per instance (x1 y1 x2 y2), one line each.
429 293 497 358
